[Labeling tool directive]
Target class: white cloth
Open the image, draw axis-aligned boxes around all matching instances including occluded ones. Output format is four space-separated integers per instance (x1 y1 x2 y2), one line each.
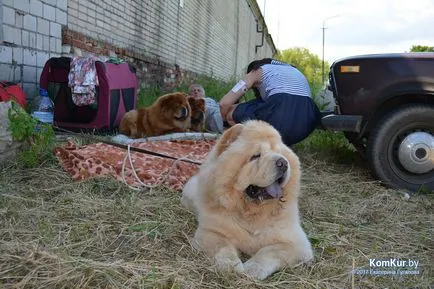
111 132 220 145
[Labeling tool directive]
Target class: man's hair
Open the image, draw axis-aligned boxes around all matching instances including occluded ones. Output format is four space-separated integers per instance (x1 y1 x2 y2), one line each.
246 58 295 99
247 58 274 73
188 84 205 96
246 58 274 99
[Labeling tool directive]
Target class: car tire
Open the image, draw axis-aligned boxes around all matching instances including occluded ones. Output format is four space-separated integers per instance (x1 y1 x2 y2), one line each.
367 104 434 192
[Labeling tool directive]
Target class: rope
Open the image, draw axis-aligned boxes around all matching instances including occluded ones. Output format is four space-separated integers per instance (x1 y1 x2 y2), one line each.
121 144 197 191
52 126 204 190
53 125 203 165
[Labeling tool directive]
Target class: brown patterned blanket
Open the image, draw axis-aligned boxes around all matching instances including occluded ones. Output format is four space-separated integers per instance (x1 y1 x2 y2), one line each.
54 139 216 191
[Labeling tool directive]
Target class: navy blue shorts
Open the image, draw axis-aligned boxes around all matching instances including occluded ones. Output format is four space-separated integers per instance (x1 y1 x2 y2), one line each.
232 93 320 146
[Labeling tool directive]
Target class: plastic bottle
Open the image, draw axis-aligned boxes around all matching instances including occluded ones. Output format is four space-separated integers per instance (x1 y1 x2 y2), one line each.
31 88 54 129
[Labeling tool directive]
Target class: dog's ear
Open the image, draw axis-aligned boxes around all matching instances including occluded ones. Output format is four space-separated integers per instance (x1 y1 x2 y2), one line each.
196 98 205 110
188 97 205 109
215 124 244 156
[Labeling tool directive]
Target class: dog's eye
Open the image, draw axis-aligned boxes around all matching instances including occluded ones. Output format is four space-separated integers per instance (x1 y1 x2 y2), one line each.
250 153 261 161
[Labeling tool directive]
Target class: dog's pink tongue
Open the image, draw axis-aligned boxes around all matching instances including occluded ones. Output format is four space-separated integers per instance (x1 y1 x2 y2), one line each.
265 182 282 198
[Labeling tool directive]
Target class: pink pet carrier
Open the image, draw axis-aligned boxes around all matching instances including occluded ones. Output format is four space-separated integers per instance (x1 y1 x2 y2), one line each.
39 57 138 131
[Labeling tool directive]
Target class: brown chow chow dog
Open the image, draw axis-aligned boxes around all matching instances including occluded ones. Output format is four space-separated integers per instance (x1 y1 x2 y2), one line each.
119 92 191 138
181 120 313 280
187 97 205 132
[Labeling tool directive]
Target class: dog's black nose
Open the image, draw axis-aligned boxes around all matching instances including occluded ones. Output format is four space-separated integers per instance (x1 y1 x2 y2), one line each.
276 157 288 172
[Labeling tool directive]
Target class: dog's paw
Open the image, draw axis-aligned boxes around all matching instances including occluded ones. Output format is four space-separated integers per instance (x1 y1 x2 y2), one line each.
243 260 272 280
216 258 244 274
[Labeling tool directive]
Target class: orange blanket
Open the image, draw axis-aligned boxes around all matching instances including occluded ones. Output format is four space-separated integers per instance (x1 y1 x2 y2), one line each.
54 140 215 191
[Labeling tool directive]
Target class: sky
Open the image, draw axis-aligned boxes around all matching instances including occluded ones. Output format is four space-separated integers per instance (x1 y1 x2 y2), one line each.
256 0 434 63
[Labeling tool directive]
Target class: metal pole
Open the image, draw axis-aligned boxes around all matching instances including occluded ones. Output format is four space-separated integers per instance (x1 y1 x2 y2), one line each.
322 24 325 84
321 15 340 85
263 0 266 18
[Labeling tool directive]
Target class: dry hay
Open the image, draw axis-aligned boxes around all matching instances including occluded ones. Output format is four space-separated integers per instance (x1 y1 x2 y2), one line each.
0 148 432 289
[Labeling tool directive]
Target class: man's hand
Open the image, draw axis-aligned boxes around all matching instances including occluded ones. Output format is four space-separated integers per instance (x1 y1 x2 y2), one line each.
219 69 260 123
219 100 231 120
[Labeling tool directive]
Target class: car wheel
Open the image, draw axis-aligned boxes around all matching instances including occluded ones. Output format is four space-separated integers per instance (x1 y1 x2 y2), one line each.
367 104 434 192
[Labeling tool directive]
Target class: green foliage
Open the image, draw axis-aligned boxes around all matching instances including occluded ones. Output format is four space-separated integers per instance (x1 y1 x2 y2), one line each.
276 47 329 98
7 101 55 168
136 75 255 108
410 45 434 52
136 86 162 108
7 102 38 141
136 49 334 109
294 129 357 163
193 75 256 102
193 75 235 101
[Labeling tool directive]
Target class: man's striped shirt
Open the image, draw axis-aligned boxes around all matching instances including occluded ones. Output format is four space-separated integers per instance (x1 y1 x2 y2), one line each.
258 62 311 101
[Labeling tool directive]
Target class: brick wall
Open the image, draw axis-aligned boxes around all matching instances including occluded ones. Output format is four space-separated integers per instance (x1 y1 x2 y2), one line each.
0 0 66 100
66 0 275 83
66 0 276 90
0 0 276 98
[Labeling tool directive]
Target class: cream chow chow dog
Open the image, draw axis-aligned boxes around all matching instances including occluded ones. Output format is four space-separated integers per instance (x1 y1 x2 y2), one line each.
181 120 313 280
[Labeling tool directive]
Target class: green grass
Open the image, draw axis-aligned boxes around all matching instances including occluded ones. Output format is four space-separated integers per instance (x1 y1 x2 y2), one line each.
1 78 432 288
0 132 432 288
136 86 163 108
136 75 256 109
293 130 358 164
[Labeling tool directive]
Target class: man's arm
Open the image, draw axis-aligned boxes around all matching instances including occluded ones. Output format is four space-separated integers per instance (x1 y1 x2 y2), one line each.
219 69 261 120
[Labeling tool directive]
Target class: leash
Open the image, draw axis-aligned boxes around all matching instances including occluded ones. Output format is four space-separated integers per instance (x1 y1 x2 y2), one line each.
120 144 195 191
53 125 203 166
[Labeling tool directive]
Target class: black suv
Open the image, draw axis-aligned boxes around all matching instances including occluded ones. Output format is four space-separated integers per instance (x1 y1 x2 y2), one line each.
322 53 434 192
